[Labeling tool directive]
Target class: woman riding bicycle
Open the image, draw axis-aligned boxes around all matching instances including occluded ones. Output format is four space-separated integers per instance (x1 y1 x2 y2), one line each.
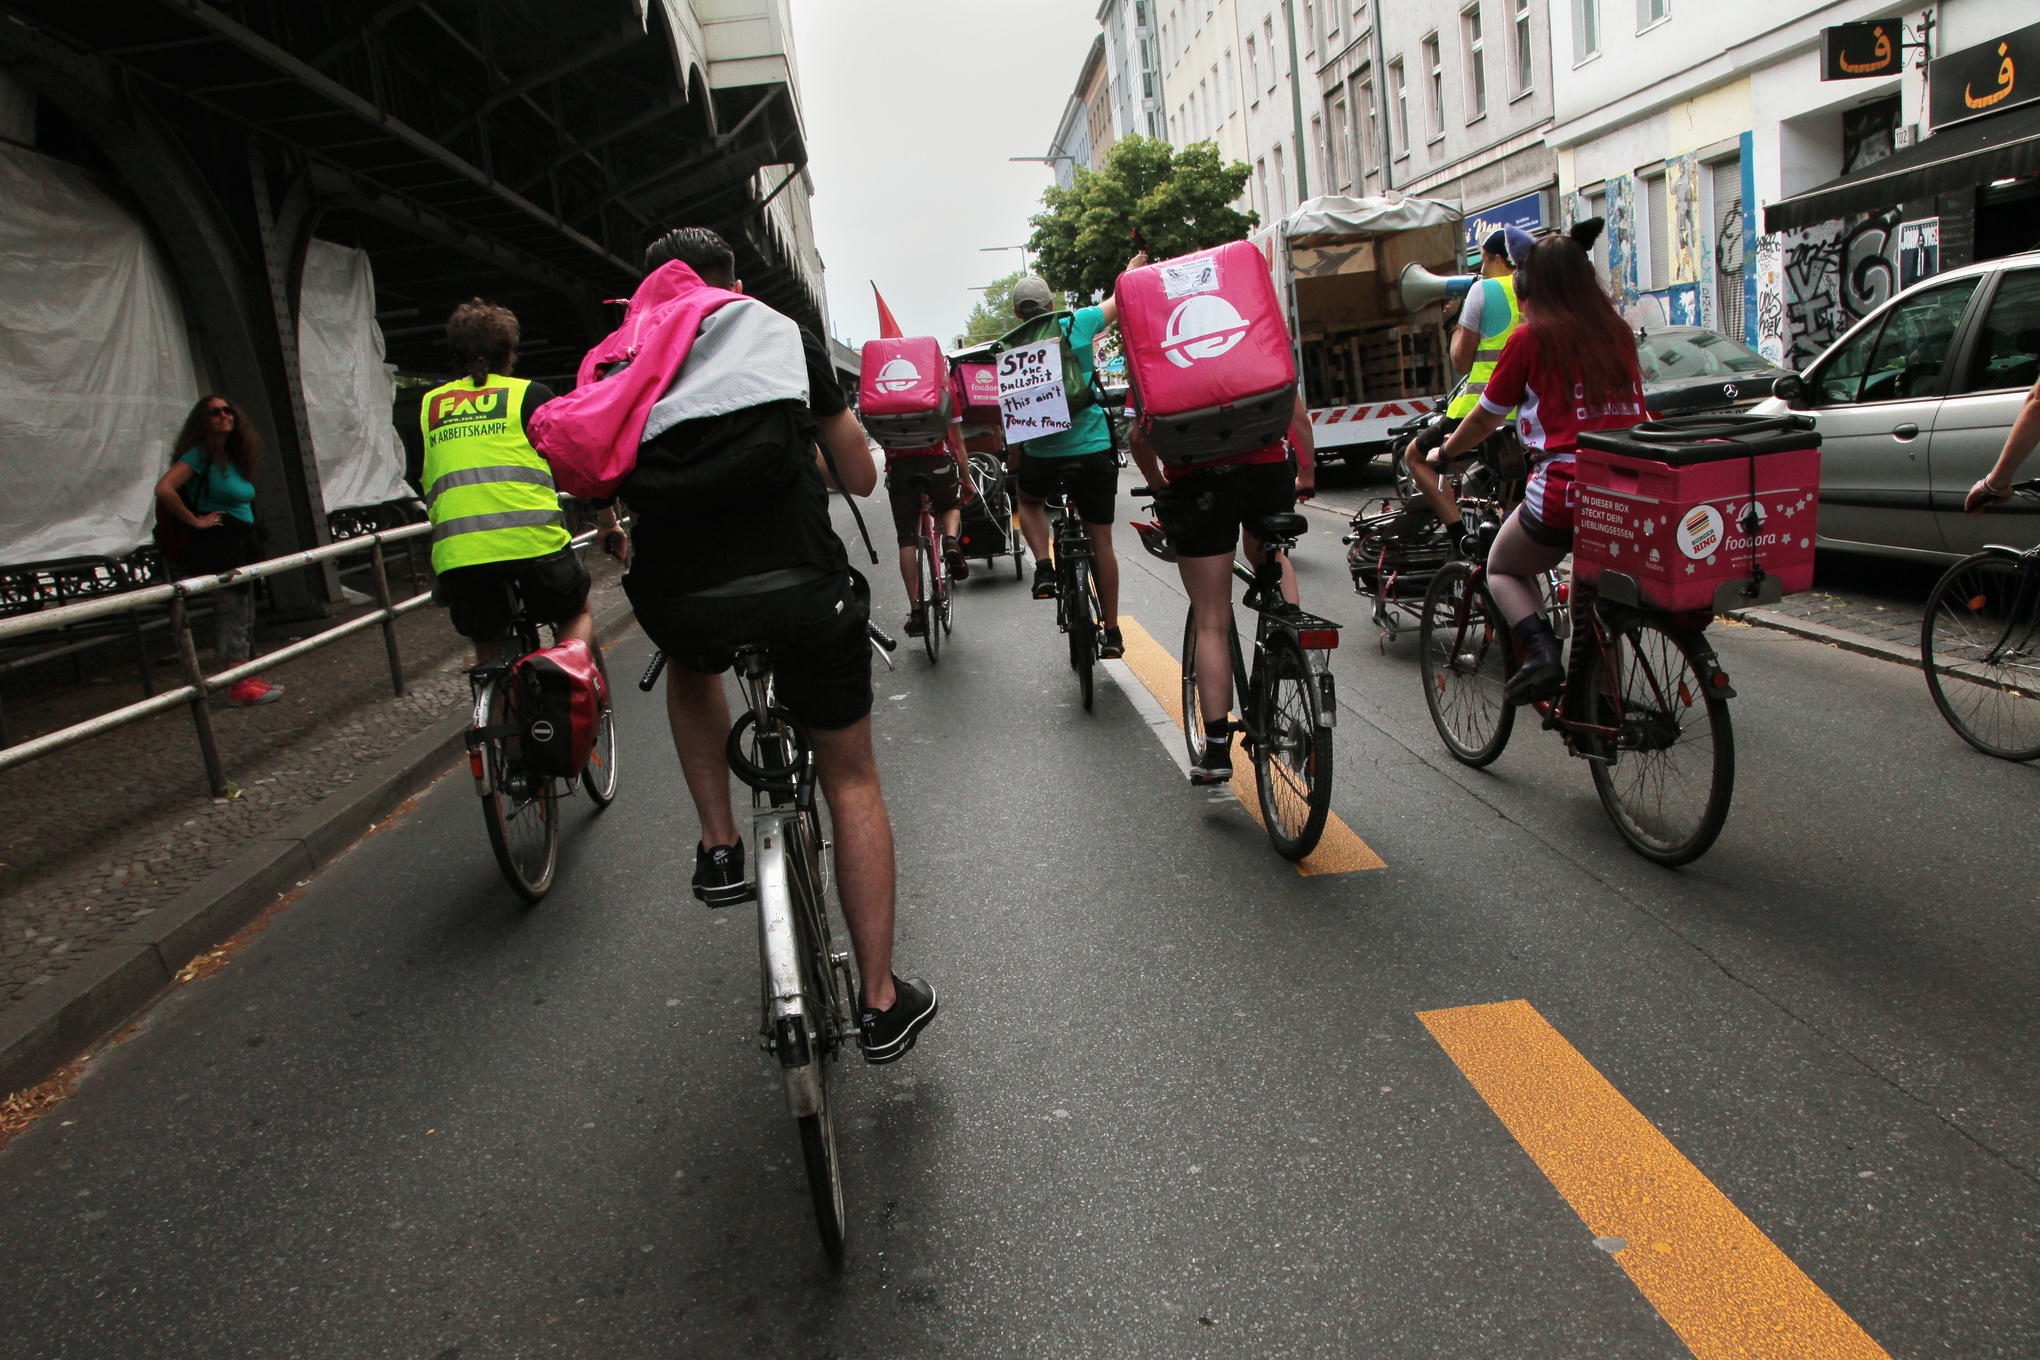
1431 221 1644 704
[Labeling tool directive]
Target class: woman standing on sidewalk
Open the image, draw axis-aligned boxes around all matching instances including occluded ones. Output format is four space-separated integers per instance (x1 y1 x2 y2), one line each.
154 395 285 707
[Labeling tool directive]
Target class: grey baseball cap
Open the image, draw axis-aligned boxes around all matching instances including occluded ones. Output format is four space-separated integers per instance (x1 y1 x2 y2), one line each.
1012 276 1054 316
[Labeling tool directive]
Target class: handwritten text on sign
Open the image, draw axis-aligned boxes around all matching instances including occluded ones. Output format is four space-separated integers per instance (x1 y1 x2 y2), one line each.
998 338 1071 441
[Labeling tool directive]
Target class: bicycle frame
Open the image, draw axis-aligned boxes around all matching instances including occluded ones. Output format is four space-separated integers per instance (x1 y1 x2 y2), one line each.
1205 536 1341 746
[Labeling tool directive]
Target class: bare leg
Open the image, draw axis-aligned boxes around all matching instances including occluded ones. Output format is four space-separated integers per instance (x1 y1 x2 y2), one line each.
1240 531 1299 605
897 543 920 605
554 600 595 648
1017 494 1052 563
1405 440 1462 526
810 717 897 1012
939 506 962 540
1177 553 1240 723
1485 509 1567 625
1086 522 1120 626
664 664 740 849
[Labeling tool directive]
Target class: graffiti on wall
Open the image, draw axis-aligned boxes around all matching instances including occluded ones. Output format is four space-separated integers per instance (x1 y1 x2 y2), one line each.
1605 174 1636 310
1761 209 1902 368
1667 152 1701 286
1755 234 1786 365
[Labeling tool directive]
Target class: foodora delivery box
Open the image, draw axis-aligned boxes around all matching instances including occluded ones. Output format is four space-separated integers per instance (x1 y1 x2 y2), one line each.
1116 239 1297 465
859 337 952 449
1572 415 1822 615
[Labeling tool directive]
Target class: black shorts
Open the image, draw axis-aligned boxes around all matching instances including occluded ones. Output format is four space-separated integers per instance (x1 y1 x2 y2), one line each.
1516 502 1574 550
435 546 590 641
885 454 963 547
1155 462 1296 559
625 568 873 732
1016 451 1116 526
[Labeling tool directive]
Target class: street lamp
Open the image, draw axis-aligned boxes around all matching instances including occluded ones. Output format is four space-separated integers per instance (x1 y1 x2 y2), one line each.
981 243 1033 275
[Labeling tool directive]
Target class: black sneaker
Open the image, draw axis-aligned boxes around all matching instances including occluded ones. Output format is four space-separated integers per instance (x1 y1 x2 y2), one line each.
1099 625 1125 660
944 537 970 581
1190 735 1234 786
859 975 938 1064
1032 561 1058 599
691 840 752 907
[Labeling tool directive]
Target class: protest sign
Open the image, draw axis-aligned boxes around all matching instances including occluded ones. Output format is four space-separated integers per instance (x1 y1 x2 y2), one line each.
997 337 1071 442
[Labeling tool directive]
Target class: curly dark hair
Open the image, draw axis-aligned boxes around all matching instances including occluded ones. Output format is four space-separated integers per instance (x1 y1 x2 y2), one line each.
170 394 263 479
445 299 520 385
643 227 736 287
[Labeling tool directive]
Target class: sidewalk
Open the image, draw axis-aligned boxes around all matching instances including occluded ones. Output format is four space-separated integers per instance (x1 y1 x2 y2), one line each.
0 560 626 1021
1727 553 1942 662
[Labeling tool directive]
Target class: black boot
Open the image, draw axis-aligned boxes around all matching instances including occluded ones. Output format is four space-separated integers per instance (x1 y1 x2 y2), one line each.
1504 615 1564 705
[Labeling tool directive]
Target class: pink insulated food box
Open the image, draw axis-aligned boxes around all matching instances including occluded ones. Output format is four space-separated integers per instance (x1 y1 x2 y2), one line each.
859 336 952 448
1571 424 1822 613
954 361 1001 417
1116 239 1296 464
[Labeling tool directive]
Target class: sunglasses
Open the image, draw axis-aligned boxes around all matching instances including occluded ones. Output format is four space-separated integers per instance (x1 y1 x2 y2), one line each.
205 405 235 417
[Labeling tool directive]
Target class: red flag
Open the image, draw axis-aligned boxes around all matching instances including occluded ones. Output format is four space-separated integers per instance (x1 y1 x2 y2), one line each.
872 283 903 339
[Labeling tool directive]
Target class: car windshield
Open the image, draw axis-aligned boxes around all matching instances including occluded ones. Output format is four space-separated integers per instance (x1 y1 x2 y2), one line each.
1635 329 1775 381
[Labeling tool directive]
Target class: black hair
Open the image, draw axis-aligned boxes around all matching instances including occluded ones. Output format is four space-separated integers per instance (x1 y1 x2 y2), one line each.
644 227 737 286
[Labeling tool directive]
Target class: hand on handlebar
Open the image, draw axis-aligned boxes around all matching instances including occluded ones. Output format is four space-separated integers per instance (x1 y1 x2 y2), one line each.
1966 477 2014 515
600 525 630 561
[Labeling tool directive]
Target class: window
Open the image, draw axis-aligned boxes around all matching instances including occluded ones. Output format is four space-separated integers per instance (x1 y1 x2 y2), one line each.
1257 157 1270 219
1572 0 1600 61
1332 96 1352 188
1710 156 1745 341
1636 0 1668 27
1211 63 1221 128
1390 59 1410 155
1224 50 1237 116
1274 142 1287 214
1512 0 1533 92
1959 269 2040 393
1422 35 1443 139
1305 0 1318 55
1361 79 1379 177
1135 0 1149 25
1265 18 1279 90
1312 114 1327 190
1644 170 1670 291
1463 6 1487 120
1246 36 1259 98
1814 280 1979 405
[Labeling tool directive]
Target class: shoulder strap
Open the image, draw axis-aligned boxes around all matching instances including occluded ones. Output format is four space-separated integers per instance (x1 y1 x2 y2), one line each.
814 438 878 565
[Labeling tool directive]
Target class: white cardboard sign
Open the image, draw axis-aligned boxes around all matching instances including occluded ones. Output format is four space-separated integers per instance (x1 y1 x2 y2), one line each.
1161 254 1221 299
997 337 1071 441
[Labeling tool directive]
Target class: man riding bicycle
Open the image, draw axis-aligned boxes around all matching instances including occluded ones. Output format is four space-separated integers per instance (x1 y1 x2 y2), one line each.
618 227 937 1064
421 300 626 660
884 417 973 638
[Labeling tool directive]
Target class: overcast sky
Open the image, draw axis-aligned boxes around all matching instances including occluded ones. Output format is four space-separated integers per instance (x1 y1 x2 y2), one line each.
788 0 1100 349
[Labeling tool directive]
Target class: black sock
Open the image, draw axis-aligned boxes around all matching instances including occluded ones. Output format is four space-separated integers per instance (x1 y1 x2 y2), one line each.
1446 517 1471 546
1203 719 1230 747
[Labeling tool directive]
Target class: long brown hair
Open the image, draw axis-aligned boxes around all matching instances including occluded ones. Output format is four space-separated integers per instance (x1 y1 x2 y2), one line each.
445 299 520 385
171 394 263 479
1512 232 1640 412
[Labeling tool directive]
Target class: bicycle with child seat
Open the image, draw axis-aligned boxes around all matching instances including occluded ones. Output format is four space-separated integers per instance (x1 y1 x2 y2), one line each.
1045 465 1106 711
1921 479 2040 761
904 472 954 662
1131 490 1342 860
463 579 619 903
638 623 896 1262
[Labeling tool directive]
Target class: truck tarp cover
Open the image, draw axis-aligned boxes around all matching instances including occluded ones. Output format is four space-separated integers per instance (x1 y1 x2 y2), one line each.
1281 195 1462 244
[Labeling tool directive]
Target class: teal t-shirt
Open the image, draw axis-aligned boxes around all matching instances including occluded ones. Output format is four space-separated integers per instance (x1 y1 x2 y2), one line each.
1017 306 1113 458
178 449 258 524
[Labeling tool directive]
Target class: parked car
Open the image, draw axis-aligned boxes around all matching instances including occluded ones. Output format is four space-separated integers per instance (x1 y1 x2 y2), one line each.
1751 249 2040 561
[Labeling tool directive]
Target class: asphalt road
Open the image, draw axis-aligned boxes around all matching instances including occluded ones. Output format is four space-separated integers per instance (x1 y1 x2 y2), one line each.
3 464 2037 1359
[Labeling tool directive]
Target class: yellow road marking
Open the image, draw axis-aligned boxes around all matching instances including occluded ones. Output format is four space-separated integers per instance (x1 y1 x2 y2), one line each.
1117 617 1384 875
1419 1000 1891 1360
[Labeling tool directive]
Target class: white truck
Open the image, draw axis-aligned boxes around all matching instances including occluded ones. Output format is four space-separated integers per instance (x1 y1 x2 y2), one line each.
1252 195 1467 467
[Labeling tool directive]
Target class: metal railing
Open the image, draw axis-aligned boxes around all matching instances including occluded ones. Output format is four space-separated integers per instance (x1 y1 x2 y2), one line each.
0 519 607 796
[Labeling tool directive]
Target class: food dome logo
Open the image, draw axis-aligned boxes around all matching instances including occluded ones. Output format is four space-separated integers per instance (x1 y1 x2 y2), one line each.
876 358 921 393
1162 295 1250 369
1676 503 1725 560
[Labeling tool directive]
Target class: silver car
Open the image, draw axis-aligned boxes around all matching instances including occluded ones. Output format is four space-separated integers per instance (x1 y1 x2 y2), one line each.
1753 249 2040 560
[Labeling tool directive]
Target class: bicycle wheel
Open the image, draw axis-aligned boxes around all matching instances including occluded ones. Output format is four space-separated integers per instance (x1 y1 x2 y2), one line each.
1589 617 1735 866
581 702 619 806
916 535 942 663
787 817 847 1260
1253 634 1334 860
1067 558 1096 710
1922 552 2040 760
1181 609 1209 767
1418 560 1516 766
480 679 558 902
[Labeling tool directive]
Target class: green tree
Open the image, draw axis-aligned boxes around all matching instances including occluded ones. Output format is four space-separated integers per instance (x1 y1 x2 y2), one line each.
957 270 1065 346
1027 137 1258 300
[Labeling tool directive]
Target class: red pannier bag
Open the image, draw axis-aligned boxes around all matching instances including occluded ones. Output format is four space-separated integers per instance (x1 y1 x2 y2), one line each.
1116 239 1297 465
859 336 953 449
512 638 608 778
1572 414 1822 614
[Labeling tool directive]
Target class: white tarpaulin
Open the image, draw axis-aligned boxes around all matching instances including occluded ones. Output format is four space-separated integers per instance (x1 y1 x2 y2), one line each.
297 239 412 513
0 142 199 567
1281 194 1463 243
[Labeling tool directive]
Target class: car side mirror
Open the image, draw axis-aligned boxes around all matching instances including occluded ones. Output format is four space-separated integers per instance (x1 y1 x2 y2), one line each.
1770 371 1805 406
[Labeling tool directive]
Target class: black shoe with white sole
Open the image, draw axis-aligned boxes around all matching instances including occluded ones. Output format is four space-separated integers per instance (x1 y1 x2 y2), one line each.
1190 736 1234 786
858 975 938 1064
691 839 752 907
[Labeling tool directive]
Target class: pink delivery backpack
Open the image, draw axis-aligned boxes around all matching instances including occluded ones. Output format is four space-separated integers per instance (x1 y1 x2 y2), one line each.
1117 239 1297 465
859 337 953 449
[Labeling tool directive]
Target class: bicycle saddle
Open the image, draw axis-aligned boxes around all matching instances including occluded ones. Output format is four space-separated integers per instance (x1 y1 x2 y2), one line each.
1252 512 1309 541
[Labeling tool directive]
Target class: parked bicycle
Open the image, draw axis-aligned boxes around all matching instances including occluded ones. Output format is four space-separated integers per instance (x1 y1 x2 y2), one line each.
902 472 954 663
1132 492 1341 860
1921 479 2040 761
463 580 618 902
638 622 897 1260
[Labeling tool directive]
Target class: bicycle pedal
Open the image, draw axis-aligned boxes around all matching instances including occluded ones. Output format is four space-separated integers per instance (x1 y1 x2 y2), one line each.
693 881 756 908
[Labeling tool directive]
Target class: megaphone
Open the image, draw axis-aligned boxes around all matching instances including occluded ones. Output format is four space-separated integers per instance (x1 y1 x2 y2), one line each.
1399 263 1479 313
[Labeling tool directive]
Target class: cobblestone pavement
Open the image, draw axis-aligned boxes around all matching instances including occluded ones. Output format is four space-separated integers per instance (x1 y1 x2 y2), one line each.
1741 552 1944 649
0 561 626 1020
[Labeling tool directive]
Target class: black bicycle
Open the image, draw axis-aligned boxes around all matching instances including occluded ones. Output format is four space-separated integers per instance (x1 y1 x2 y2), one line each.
1044 466 1105 711
1921 480 2040 760
1133 491 1342 859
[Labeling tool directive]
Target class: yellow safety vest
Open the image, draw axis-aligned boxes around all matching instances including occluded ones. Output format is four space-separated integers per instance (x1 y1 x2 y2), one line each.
418 374 569 573
1446 274 1523 419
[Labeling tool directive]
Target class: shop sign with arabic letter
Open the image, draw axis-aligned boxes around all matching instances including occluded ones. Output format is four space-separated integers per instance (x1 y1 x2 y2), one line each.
1821 19 1904 81
1930 21 2040 127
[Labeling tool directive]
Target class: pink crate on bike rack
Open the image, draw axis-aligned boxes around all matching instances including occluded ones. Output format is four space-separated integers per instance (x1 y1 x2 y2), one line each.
1572 420 1821 614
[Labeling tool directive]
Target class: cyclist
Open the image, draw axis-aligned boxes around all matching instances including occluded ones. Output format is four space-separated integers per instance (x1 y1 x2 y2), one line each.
421 299 627 663
1405 225 1533 550
1009 270 1136 660
619 228 937 1064
1131 394 1317 785
884 417 973 638
1430 222 1645 704
1965 373 2040 512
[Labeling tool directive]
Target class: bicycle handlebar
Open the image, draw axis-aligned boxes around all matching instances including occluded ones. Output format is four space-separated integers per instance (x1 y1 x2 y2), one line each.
867 622 899 652
638 650 667 692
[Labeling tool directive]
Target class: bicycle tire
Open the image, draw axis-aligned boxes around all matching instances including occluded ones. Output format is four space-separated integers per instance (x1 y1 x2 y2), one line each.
1253 634 1334 859
1417 561 1516 766
1922 551 2040 761
1068 557 1096 710
916 535 941 663
1588 617 1735 866
1180 609 1209 768
479 678 558 902
581 702 619 806
788 814 847 1260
